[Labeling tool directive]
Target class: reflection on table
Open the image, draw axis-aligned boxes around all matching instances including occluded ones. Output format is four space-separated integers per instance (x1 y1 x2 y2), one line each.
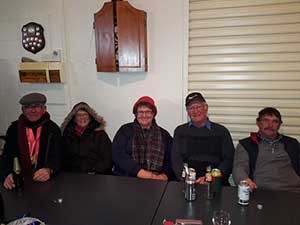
1 172 167 225
152 181 300 225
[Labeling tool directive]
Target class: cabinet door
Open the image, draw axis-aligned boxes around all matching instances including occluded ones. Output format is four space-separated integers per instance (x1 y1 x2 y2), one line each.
94 2 116 72
117 1 147 72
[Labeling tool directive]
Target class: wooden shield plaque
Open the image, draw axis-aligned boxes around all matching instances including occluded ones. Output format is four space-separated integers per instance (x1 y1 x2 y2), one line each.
21 22 45 54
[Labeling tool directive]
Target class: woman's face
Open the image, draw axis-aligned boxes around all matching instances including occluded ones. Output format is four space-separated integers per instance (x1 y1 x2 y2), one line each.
136 105 154 129
74 110 90 128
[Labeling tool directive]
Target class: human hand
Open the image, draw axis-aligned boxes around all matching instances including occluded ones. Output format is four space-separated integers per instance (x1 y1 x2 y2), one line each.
137 169 168 181
154 173 168 181
3 174 15 190
245 178 257 191
137 169 154 179
33 168 52 182
195 176 206 184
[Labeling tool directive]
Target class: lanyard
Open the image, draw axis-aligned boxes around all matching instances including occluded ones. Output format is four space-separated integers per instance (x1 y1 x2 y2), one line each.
26 127 42 167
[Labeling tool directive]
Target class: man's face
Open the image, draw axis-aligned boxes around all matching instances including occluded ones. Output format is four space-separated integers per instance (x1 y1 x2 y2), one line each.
187 102 208 125
22 104 46 122
136 105 154 129
257 114 281 140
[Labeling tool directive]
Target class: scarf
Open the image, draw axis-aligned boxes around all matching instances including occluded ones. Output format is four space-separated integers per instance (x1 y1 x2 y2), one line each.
17 112 50 176
74 124 87 137
132 119 165 172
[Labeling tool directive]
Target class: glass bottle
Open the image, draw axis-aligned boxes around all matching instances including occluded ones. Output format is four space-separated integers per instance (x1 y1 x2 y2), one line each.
13 157 24 194
205 165 213 199
181 163 188 192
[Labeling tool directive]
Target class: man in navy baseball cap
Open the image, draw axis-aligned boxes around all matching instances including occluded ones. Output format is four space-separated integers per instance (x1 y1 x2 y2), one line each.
172 92 234 185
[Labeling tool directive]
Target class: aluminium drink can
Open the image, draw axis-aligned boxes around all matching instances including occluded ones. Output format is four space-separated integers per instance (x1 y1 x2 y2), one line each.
184 168 196 201
238 180 250 205
211 168 222 178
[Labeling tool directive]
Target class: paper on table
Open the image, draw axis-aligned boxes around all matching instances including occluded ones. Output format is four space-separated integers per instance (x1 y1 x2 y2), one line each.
163 219 203 225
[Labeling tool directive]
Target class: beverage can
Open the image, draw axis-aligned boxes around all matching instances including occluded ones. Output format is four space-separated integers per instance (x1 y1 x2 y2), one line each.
212 168 222 194
185 168 196 201
238 180 250 205
189 168 196 180
212 168 222 177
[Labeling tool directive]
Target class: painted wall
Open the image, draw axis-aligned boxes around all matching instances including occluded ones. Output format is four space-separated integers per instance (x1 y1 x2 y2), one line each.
0 0 186 139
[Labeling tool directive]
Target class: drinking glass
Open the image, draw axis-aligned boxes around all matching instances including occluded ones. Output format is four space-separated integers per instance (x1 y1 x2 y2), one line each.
212 210 231 225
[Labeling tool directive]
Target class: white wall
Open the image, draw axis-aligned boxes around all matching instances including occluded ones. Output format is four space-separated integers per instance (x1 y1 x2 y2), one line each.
0 0 186 139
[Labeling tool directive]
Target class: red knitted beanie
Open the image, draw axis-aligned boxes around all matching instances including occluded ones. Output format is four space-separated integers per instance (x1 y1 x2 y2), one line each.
133 96 157 116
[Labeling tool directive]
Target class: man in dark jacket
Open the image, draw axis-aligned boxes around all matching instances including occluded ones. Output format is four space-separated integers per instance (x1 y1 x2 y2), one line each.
0 93 62 190
172 92 234 184
233 107 300 192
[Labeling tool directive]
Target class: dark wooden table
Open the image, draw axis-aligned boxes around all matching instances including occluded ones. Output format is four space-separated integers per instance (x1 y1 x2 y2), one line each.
152 181 300 225
1 173 167 225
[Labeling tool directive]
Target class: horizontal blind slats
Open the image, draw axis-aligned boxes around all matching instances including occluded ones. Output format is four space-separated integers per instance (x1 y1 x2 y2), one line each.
189 0 300 141
201 98 300 108
208 106 300 116
189 43 300 55
190 0 299 10
190 24 300 38
190 13 300 29
190 33 300 47
189 63 300 72
189 81 300 90
189 72 300 81
190 2 300 20
189 53 300 64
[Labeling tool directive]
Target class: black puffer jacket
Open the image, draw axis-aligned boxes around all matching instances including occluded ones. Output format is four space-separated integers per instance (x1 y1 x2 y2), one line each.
61 102 112 174
0 113 62 180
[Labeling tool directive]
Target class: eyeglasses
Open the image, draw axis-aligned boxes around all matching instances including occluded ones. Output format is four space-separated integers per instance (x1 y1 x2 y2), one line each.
75 112 89 118
187 104 206 112
137 110 153 116
23 104 44 110
260 118 281 125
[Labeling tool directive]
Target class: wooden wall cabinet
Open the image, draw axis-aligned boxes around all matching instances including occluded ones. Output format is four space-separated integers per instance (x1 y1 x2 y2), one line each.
94 0 147 72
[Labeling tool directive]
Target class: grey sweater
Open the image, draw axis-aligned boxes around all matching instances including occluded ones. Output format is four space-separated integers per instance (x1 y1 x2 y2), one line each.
233 138 300 192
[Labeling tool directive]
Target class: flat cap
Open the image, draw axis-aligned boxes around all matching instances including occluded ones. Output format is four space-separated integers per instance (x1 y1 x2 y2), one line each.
19 93 47 105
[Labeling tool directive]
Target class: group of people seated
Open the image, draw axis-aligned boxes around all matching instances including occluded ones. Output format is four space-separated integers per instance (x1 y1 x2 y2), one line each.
0 92 299 193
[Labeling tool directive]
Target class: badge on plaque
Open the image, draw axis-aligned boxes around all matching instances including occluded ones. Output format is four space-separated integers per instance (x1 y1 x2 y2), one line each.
21 22 45 54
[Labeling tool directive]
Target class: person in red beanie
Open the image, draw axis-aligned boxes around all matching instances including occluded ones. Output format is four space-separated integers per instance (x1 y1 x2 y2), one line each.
112 96 173 180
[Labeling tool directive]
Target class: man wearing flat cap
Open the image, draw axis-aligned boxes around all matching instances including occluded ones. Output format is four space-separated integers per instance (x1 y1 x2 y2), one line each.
172 92 234 185
0 93 62 190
